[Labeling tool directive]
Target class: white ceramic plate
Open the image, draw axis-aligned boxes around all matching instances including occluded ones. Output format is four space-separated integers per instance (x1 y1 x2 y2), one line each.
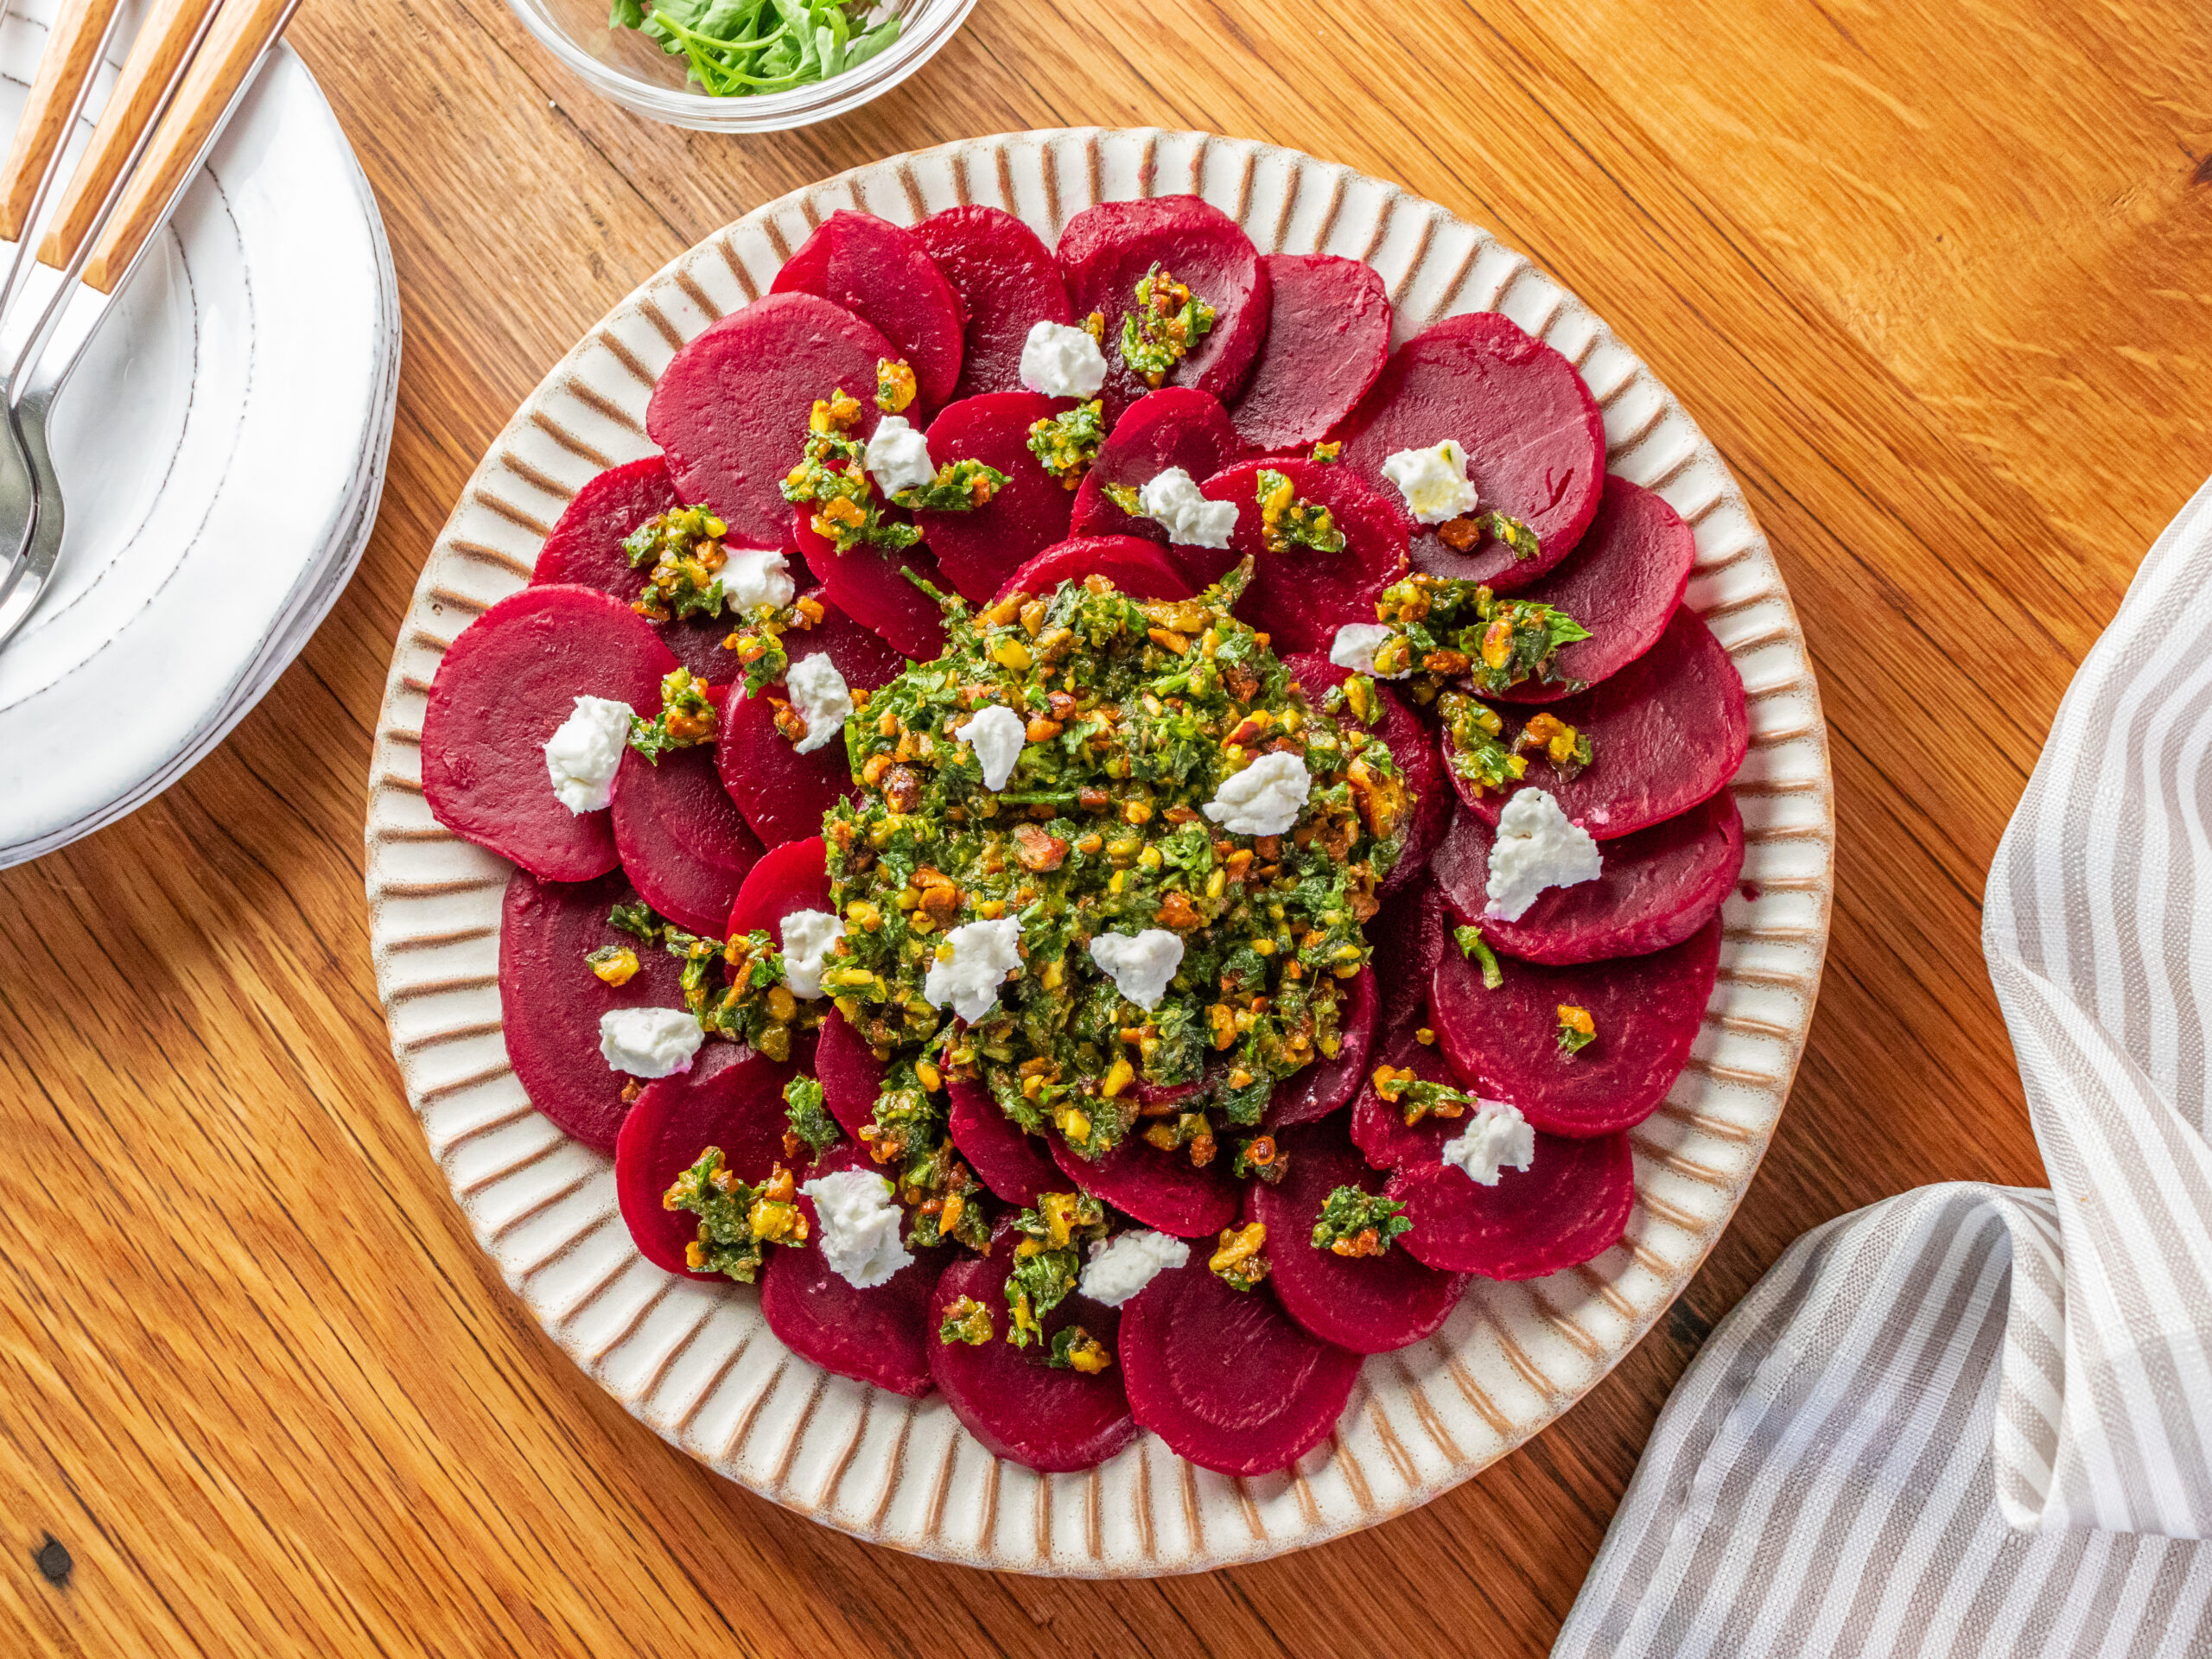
0 7 398 867
365 129 1833 1575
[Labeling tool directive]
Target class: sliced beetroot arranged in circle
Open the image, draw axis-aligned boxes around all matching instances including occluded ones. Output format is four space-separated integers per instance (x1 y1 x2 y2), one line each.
611 685 765 938
1057 196 1271 423
796 513 946 662
498 868 690 1152
1200 459 1409 653
715 592 903 848
423 585 678 883
1248 1122 1469 1352
1229 255 1392 454
1430 914 1719 1136
1459 606 1748 841
725 834 834 944
1334 310 1605 590
1385 1128 1633 1280
1052 1133 1237 1238
1283 652 1446 901
614 1043 804 1280
993 535 1195 604
1068 387 1244 548
1494 476 1695 704
928 1238 1138 1471
647 292 893 555
1349 1027 1464 1173
1265 964 1376 1129
760 1144 947 1398
1370 876 1449 1055
770 211 967 414
1118 1255 1361 1476
949 1078 1061 1208
914 205 1073 403
815 1006 883 1137
1434 791 1743 964
918 391 1080 601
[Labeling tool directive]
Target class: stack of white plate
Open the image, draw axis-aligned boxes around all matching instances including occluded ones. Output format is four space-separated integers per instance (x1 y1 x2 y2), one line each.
0 9 397 868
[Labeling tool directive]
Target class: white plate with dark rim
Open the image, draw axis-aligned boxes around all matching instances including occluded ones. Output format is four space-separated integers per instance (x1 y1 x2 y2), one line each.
0 3 397 869
365 128 1832 1575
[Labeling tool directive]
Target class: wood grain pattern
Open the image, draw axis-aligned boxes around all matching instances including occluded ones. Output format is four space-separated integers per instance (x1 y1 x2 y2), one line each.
3 0 2209 1650
0 0 120 241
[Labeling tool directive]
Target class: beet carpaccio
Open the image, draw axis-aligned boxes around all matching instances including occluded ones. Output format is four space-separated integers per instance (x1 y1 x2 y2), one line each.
418 194 1747 1478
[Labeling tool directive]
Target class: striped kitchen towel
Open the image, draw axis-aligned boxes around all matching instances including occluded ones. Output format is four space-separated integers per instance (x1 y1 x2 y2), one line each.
1557 478 2212 1656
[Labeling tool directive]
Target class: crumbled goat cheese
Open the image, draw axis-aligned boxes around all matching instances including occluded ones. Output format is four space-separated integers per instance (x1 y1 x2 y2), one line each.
784 652 853 756
921 917 1026 1024
598 1007 703 1078
954 703 1028 791
1441 1100 1535 1185
721 545 795 612
780 908 846 1000
1088 929 1185 1010
1204 750 1311 837
1329 622 1409 679
543 695 634 813
1381 440 1479 524
1135 466 1238 548
1019 319 1109 398
1079 1230 1190 1306
1484 788 1603 921
864 415 937 496
801 1168 913 1289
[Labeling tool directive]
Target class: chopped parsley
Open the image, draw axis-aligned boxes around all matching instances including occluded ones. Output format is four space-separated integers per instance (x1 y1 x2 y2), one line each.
1453 923 1504 989
780 387 1007 553
783 1074 840 1157
1121 264 1214 386
662 1150 807 1282
720 592 830 698
1255 468 1345 556
623 504 729 623
1004 1192 1108 1346
1371 574 1591 695
628 666 718 762
1311 1185 1412 1256
858 1058 991 1252
1027 400 1106 488
1436 692 1526 797
602 902 814 1061
938 1295 994 1345
1370 1063 1474 1128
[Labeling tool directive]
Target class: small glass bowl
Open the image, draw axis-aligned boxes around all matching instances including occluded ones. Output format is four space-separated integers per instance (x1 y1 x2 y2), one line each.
504 0 976 133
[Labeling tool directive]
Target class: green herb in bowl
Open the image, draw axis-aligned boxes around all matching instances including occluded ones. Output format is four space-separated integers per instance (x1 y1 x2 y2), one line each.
610 0 902 97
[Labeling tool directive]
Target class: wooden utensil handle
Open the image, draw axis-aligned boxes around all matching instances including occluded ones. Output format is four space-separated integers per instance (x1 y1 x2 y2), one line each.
0 0 126 243
39 0 221 270
79 0 295 295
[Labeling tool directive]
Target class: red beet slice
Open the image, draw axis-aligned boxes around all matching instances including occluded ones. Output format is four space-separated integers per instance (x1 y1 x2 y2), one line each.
1429 914 1719 1136
927 1240 1138 1471
1264 964 1376 1129
423 585 678 883
647 292 893 554
615 1043 802 1280
949 1078 1062 1208
1494 475 1695 704
760 1144 946 1398
795 512 946 662
1056 196 1271 424
1459 607 1748 841
1370 876 1449 1054
498 868 690 1152
917 392 1080 601
1334 311 1605 590
1283 652 1446 900
1229 255 1392 454
715 592 903 848
1349 1027 1465 1173
992 535 1194 604
1068 387 1244 548
1118 1255 1361 1476
1052 1133 1237 1238
1248 1122 1468 1352
1199 459 1409 653
914 205 1073 403
1434 791 1743 964
1384 1129 1633 1280
770 211 966 415
610 686 765 938
725 834 834 945
815 1007 883 1137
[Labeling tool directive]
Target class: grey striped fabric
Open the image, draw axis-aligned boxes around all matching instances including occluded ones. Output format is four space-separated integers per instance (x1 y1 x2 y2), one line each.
1556 479 2212 1655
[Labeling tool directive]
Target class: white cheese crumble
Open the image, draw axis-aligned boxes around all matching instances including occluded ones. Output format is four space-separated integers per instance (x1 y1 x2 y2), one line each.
954 703 1028 791
1441 1100 1535 1186
864 415 937 496
780 908 846 1000
1203 750 1311 837
1484 787 1603 922
1381 440 1479 524
1019 318 1109 398
1328 622 1409 680
543 695 634 813
598 1007 703 1078
1088 929 1185 1010
921 916 1026 1024
783 652 853 756
721 544 795 613
800 1167 913 1289
1135 466 1238 549
1079 1230 1190 1306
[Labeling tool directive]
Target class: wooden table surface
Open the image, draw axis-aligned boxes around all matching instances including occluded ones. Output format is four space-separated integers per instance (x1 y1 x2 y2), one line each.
4 0 2209 1650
